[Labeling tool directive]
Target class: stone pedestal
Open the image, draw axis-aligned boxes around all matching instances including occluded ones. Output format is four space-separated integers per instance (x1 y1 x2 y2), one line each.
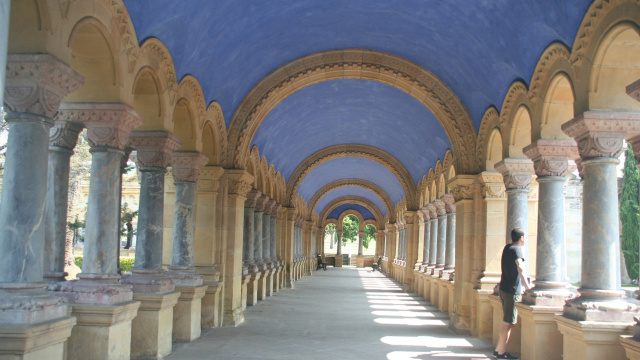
201 280 223 328
621 335 640 360
265 269 275 297
516 303 563 360
422 272 431 301
130 292 180 360
472 289 494 339
241 275 250 311
430 275 439 306
437 278 449 313
246 273 262 306
556 315 630 360
67 301 140 360
257 269 271 301
489 294 521 354
173 285 207 342
0 316 76 360
334 256 343 267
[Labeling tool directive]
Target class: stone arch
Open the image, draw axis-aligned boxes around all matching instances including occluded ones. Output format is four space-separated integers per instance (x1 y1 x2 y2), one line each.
476 107 501 171
429 180 437 203
285 144 415 208
204 101 228 165
172 98 197 151
247 147 261 189
570 0 640 114
500 82 532 157
8 0 60 55
136 38 178 110
528 42 575 139
131 66 165 130
442 150 455 182
307 178 394 221
338 211 365 232
226 49 477 174
434 160 444 195
65 17 120 102
508 106 533 157
486 128 504 171
264 168 274 200
319 196 384 230
174 76 207 149
201 121 218 166
438 173 446 197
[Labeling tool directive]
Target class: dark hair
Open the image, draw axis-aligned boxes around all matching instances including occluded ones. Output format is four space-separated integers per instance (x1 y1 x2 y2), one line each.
511 227 525 242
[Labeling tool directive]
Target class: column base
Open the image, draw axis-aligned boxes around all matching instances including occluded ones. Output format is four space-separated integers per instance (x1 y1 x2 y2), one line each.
437 278 449 313
245 273 262 306
257 270 270 301
0 316 75 360
522 286 578 307
130 292 180 360
621 335 640 360
489 294 521 354
173 285 207 343
67 301 140 360
429 275 439 306
516 302 564 360
265 269 274 297
472 289 494 339
241 275 250 310
165 269 204 287
334 256 343 267
120 271 175 294
563 295 640 322
201 281 222 329
51 279 133 305
556 315 632 360
223 306 244 327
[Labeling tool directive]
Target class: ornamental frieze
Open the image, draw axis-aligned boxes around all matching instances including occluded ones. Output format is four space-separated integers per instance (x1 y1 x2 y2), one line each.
5 54 84 119
171 152 208 182
129 131 182 169
478 172 506 199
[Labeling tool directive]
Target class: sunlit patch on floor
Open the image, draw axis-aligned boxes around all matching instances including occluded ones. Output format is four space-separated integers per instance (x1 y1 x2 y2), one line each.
374 317 446 326
381 336 473 348
371 310 436 318
386 350 490 360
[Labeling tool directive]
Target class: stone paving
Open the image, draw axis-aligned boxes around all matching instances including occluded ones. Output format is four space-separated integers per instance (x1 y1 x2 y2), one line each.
167 267 494 360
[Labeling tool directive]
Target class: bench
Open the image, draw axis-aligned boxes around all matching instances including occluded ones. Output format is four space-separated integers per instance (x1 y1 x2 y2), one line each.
371 257 382 272
317 255 327 271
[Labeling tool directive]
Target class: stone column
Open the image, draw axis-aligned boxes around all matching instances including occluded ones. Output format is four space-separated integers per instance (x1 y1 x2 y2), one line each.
0 54 82 360
442 194 456 280
358 231 364 257
262 199 275 295
254 195 268 300
0 0 8 108
244 190 260 274
120 130 181 360
336 231 343 255
434 199 447 274
166 151 209 342
420 208 431 270
222 170 253 325
556 111 640 360
386 224 398 277
427 204 438 272
495 157 533 246
44 120 83 282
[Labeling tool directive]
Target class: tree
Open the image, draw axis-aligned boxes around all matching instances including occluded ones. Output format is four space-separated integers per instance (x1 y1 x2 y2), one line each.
364 224 376 249
325 223 336 249
342 215 359 244
620 144 640 281
120 202 138 249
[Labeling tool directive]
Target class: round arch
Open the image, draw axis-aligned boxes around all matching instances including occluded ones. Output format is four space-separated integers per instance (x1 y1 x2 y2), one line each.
319 196 384 230
308 178 394 221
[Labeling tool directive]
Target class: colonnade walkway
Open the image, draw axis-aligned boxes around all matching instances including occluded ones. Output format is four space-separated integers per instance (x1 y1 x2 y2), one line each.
168 268 494 360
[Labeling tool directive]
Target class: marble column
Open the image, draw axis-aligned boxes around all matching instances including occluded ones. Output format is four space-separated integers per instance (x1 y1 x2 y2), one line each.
244 190 260 274
442 194 456 279
44 120 83 282
0 0 8 109
271 204 281 261
358 231 364 256
434 199 447 274
420 208 431 270
337 231 343 255
263 199 275 267
521 139 579 305
254 195 268 270
560 111 640 322
0 54 82 358
427 204 438 272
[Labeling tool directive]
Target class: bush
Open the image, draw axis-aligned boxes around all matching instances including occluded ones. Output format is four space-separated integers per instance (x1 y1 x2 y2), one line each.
73 256 136 273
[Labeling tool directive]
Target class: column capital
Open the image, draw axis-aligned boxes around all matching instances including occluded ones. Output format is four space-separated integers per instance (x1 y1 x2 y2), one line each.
49 120 83 150
386 223 397 232
264 199 277 215
403 211 417 224
426 203 438 219
129 130 182 169
171 151 208 182
523 138 579 177
270 203 282 217
495 157 534 190
478 171 506 199
197 166 225 193
56 102 143 149
255 194 270 212
627 79 640 102
448 175 476 202
562 110 640 159
245 189 261 207
419 207 431 221
441 193 456 213
226 169 253 196
5 54 84 119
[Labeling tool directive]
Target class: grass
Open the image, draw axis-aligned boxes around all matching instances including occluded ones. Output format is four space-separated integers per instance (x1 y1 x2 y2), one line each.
74 256 135 273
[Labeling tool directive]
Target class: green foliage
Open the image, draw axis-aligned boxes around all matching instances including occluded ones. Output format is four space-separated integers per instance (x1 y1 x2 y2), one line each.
621 144 640 280
74 256 135 273
74 256 83 269
364 224 376 249
67 216 85 243
342 215 359 244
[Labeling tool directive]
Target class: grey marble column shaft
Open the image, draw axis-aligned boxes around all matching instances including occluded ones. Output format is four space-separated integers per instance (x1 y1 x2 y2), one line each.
134 168 167 271
254 210 263 264
533 176 567 286
429 218 438 267
270 216 277 259
384 231 389 257
0 114 53 283
422 219 431 266
337 232 342 255
44 146 74 282
244 207 255 264
436 215 447 269
262 212 271 262
506 189 529 262
0 0 9 108
170 181 197 269
445 212 456 271
358 232 364 256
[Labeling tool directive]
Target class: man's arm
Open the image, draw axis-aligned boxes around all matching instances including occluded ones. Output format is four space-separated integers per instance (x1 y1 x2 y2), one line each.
516 258 531 290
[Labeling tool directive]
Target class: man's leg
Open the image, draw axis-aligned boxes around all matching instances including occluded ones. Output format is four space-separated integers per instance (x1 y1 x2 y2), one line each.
496 321 513 355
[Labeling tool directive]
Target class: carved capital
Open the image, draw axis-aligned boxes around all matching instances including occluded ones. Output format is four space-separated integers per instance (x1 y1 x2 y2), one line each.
255 194 270 212
57 102 143 149
197 166 224 193
171 152 208 182
448 175 475 202
478 172 506 199
49 120 83 150
227 169 253 197
270 204 282 217
420 207 430 221
523 139 579 177
386 223 397 232
244 189 261 208
627 79 640 103
264 199 277 215
441 194 456 213
433 199 446 216
129 130 181 169
495 158 534 190
5 54 84 119
562 111 640 159
426 203 438 219
404 211 416 225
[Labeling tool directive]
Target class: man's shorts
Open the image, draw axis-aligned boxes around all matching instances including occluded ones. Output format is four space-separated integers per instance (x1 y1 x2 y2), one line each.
499 290 521 324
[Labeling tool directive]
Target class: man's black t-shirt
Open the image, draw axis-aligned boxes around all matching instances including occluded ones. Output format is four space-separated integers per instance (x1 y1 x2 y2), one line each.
499 243 524 295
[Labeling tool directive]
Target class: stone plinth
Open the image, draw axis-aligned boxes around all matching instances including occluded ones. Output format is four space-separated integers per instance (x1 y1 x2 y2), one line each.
257 270 270 301
130 292 180 360
201 280 223 328
246 272 262 306
516 303 563 360
67 301 140 360
430 275 439 306
472 289 494 339
621 335 640 360
334 256 343 267
241 275 250 311
173 285 207 342
0 316 76 360
489 294 521 354
556 315 631 360
437 278 449 313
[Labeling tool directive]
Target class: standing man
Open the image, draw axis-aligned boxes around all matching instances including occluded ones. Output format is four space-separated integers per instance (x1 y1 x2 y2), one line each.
494 227 531 359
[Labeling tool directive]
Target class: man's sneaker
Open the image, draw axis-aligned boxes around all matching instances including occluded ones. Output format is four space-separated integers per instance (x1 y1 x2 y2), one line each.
493 351 498 356
495 352 518 359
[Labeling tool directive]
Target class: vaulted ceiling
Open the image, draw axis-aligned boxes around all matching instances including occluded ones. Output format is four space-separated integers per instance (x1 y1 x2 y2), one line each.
124 0 592 225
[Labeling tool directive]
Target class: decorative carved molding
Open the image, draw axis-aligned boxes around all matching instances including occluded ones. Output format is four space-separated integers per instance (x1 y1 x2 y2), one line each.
264 199 277 215
139 39 178 105
426 203 438 219
102 0 140 72
5 54 84 119
227 49 477 174
441 194 456 213
478 172 506 199
226 169 253 197
255 194 270 213
627 79 640 103
448 175 476 202
523 139 579 177
404 211 415 225
433 199 446 217
420 207 431 221
56 102 143 149
245 189 261 208
49 120 83 150
476 107 500 171
197 166 225 193
562 111 640 159
171 152 208 182
499 81 529 129
528 43 572 106
129 130 182 169
270 204 282 217
495 158 534 190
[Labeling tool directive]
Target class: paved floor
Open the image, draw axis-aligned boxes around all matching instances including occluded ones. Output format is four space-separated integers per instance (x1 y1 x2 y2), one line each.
167 267 495 360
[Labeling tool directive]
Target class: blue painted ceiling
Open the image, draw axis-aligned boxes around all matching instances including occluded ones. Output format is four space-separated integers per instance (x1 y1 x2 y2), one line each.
327 204 375 221
123 1 593 220
316 186 387 218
